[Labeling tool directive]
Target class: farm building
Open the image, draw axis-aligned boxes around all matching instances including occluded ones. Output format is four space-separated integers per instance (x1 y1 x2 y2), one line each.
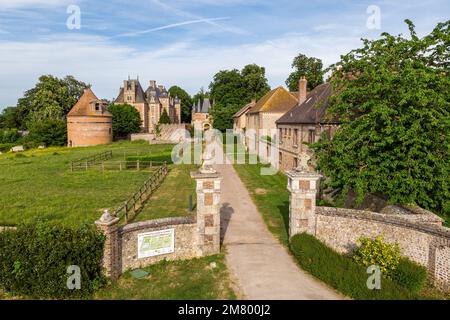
67 88 113 147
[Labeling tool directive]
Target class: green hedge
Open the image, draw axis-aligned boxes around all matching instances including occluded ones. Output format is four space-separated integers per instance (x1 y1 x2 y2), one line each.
0 223 105 299
0 143 14 153
290 233 419 300
392 258 427 292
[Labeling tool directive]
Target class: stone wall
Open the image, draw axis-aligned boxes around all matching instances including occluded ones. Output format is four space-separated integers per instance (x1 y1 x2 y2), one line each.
286 168 450 291
95 165 222 278
119 216 197 272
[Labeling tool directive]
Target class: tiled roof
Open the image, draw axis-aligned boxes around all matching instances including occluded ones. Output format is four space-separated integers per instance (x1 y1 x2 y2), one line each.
276 83 336 124
67 88 112 117
248 87 298 114
233 101 255 118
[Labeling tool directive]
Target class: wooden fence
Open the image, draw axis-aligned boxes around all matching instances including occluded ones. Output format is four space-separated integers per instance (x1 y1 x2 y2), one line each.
113 162 169 223
71 151 113 171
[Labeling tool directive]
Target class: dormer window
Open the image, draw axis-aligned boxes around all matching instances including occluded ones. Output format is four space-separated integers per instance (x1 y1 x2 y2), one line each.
95 103 100 111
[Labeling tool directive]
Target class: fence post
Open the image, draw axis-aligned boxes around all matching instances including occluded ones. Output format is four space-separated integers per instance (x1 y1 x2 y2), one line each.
119 161 122 171
95 210 120 279
286 166 322 239
71 162 73 172
85 160 88 171
137 160 140 171
102 161 105 173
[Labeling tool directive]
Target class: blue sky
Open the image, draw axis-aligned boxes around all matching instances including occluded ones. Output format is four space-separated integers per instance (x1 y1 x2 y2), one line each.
0 0 448 109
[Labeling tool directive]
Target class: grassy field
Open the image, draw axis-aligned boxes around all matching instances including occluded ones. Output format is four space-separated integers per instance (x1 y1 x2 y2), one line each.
0 141 176 227
95 254 237 300
133 164 198 222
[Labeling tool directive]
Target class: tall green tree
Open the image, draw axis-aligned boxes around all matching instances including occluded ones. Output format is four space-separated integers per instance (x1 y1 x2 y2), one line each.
17 75 89 128
0 107 20 129
312 20 450 219
209 64 270 131
168 85 193 123
285 53 324 91
159 109 171 124
27 118 67 146
108 104 141 139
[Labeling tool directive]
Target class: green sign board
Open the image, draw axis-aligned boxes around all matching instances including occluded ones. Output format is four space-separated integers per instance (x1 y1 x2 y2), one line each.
137 228 175 258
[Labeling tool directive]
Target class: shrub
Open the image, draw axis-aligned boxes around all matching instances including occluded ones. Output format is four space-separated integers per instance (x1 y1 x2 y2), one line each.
392 258 427 292
0 222 105 299
290 233 415 299
0 143 14 153
352 235 401 278
126 152 173 164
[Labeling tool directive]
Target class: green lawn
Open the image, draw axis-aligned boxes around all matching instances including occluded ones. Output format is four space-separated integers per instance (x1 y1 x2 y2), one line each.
95 254 237 300
133 164 198 222
0 141 176 227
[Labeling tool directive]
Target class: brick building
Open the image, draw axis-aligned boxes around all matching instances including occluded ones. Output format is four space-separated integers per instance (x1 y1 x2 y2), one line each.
276 79 339 171
114 78 181 133
67 88 112 147
191 99 212 131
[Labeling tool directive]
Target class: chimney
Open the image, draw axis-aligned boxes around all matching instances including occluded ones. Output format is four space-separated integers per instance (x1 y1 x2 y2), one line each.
298 77 307 104
149 80 156 88
251 98 256 104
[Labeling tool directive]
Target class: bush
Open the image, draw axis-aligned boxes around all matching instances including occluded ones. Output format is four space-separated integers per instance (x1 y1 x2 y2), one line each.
0 143 14 153
27 118 67 147
290 233 415 299
352 235 401 278
0 223 105 299
392 258 427 292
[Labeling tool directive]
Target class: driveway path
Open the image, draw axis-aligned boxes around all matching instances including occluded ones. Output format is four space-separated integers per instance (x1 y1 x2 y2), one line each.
216 162 344 300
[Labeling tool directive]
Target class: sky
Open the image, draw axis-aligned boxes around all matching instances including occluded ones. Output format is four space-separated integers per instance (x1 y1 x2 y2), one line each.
0 0 448 109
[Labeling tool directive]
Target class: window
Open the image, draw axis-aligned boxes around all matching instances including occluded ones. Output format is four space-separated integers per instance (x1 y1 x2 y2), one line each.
279 151 282 165
293 157 298 168
293 129 298 146
109 128 112 135
95 103 100 111
288 128 291 137
308 129 315 144
284 128 287 136
279 128 283 144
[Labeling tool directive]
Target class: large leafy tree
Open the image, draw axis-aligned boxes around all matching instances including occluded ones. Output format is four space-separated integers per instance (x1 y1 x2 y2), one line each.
27 118 67 146
168 85 193 123
209 64 270 131
17 75 89 127
108 104 141 139
0 107 20 129
286 53 324 91
312 20 450 219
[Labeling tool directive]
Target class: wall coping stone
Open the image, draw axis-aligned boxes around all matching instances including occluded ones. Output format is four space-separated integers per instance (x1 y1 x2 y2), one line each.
316 206 450 239
119 215 195 235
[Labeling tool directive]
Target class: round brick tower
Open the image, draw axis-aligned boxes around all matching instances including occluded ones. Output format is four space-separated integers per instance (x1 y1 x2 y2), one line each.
67 88 113 147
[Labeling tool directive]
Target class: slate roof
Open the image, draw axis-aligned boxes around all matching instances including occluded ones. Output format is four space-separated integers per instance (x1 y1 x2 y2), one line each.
114 79 146 104
192 99 211 113
248 87 298 114
68 88 112 117
276 83 336 125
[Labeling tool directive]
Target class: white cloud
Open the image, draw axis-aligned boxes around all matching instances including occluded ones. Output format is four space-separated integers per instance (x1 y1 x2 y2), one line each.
0 31 361 108
0 0 73 9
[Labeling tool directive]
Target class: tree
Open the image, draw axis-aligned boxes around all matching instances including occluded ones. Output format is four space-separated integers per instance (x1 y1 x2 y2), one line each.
16 75 89 128
312 20 450 218
168 85 193 123
0 107 20 129
192 87 210 106
208 64 270 131
108 104 141 139
27 118 67 146
159 109 171 124
285 53 324 91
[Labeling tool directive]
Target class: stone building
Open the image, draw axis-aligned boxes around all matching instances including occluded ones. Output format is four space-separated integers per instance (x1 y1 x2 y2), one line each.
246 87 298 154
114 78 181 133
276 78 339 171
191 99 212 131
232 99 255 132
67 88 112 147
